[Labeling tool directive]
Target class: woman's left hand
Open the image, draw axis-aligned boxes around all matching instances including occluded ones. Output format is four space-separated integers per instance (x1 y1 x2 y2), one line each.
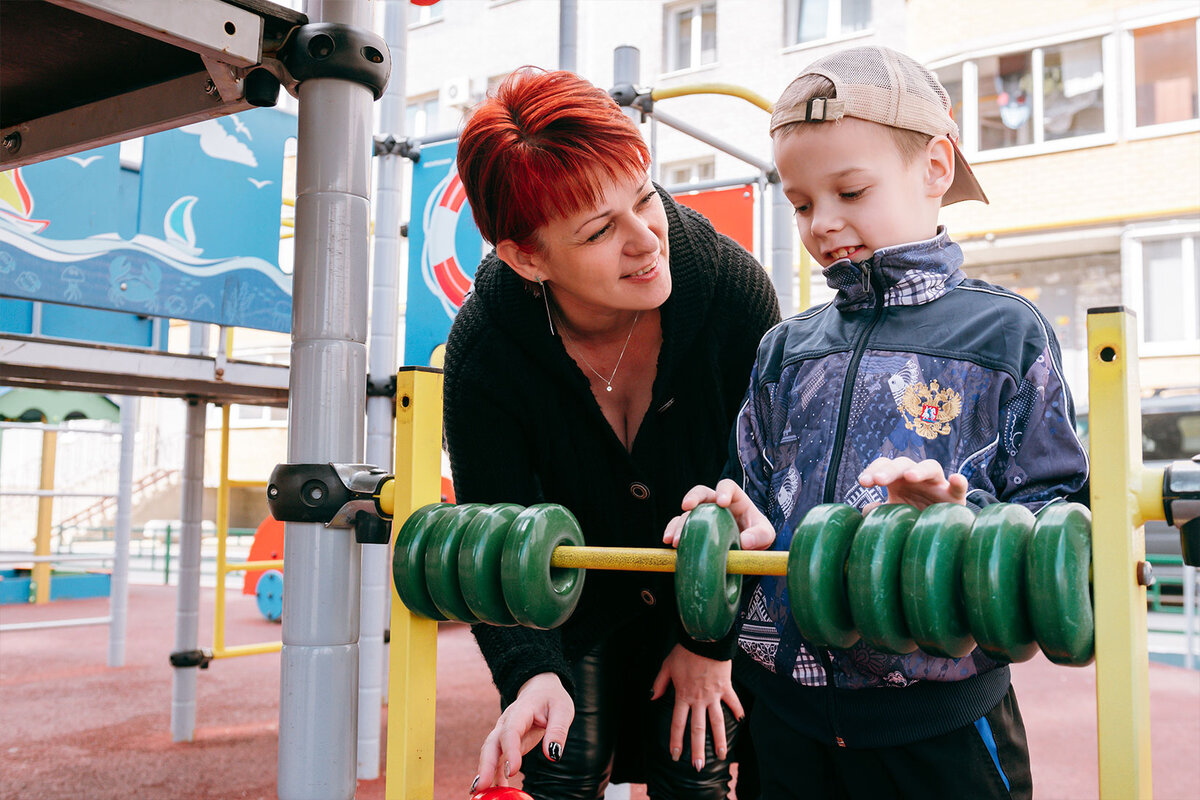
662 478 775 550
650 644 744 772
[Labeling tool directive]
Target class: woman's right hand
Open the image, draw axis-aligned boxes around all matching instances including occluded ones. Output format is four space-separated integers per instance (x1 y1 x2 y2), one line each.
473 672 575 792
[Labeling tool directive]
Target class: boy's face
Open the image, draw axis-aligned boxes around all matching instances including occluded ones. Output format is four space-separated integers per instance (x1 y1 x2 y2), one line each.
774 117 944 269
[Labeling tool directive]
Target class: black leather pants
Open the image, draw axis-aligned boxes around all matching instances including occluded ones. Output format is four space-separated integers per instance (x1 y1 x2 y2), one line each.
520 638 741 800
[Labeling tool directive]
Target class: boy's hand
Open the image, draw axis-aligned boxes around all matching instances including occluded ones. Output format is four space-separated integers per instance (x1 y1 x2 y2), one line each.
663 479 776 550
857 457 968 511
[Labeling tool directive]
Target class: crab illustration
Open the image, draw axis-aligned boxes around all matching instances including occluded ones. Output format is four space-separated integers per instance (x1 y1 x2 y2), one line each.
108 255 161 312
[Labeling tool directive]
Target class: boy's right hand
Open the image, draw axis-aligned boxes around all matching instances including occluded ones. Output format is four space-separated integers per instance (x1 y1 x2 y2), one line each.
472 673 574 793
663 478 775 550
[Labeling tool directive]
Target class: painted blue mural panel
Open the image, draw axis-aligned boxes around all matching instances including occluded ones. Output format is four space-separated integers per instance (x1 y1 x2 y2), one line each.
0 109 296 333
404 140 486 366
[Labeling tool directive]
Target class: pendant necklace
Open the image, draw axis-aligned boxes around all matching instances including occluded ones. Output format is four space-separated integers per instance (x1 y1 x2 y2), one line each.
558 311 641 392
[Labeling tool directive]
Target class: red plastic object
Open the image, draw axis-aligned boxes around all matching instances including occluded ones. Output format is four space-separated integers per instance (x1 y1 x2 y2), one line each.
242 515 285 595
470 788 534 800
410 0 441 5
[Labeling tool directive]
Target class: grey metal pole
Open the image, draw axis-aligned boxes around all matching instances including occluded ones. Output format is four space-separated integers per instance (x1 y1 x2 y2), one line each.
171 323 208 742
278 0 372 795
358 0 407 781
771 181 795 316
107 394 137 668
614 45 641 126
648 108 776 175
559 0 578 73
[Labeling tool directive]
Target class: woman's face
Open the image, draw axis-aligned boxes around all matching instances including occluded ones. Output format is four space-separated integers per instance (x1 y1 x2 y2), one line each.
529 172 671 325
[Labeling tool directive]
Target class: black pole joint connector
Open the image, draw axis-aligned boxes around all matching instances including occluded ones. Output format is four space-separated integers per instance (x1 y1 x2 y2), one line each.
267 463 393 527
373 135 421 161
354 510 391 545
1163 455 1200 567
366 374 398 397
169 649 213 669
278 22 391 99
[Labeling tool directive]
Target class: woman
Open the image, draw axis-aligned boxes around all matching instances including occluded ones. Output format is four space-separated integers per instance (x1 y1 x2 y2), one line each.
445 68 781 799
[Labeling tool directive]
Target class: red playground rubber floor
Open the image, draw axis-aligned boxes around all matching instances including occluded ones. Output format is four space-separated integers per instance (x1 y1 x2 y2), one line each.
0 584 1196 799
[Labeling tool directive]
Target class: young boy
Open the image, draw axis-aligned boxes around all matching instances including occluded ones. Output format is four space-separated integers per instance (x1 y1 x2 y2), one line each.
666 46 1089 798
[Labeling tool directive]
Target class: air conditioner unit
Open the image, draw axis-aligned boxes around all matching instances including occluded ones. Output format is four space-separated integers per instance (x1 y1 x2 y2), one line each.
440 76 471 109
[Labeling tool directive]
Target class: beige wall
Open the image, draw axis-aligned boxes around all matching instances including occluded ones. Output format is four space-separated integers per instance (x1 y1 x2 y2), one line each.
941 133 1200 239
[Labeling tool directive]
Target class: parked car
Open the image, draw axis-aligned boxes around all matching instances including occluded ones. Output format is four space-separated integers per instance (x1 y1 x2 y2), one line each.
1075 388 1200 604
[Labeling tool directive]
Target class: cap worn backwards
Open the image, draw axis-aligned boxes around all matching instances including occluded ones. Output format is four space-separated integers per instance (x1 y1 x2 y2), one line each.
771 45 988 206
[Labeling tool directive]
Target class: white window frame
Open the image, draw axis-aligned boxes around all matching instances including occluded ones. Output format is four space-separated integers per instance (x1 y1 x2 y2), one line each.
1122 12 1200 141
406 95 440 139
663 2 718 75
935 33 1117 163
407 1 444 28
781 0 874 52
1122 220 1200 357
660 157 716 189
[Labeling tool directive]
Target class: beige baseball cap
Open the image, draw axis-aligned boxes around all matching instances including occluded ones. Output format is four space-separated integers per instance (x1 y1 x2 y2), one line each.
771 45 988 206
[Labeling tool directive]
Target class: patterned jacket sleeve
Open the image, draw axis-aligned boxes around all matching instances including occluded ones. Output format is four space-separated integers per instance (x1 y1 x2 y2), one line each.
967 314 1089 512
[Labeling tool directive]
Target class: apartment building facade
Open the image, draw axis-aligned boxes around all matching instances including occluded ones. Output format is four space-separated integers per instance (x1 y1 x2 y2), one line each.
403 0 1199 397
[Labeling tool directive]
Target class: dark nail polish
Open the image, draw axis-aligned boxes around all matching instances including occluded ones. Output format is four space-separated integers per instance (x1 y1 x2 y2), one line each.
548 741 562 762
469 775 479 793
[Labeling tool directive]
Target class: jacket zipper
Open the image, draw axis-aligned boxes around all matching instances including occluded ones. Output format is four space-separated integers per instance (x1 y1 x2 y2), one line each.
818 648 847 747
821 261 886 502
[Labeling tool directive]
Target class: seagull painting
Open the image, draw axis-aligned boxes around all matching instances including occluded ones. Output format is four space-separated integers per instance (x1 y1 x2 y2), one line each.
248 178 273 189
67 155 103 168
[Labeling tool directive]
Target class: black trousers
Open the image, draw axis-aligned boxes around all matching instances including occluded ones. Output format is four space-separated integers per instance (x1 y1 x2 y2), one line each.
749 685 1031 800
520 638 746 800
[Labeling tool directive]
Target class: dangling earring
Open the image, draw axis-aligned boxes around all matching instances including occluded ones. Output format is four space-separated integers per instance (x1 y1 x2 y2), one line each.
538 277 557 336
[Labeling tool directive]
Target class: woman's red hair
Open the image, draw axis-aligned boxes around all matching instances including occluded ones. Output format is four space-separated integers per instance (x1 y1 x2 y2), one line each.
456 68 652 249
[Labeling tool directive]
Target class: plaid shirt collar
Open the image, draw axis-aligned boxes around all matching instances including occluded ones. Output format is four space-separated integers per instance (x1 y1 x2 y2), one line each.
823 226 966 312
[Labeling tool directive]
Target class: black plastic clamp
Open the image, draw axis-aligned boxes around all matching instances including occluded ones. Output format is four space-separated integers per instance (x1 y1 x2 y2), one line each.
169 648 214 670
1163 455 1200 567
609 83 654 118
374 135 421 161
278 22 391 99
267 462 393 528
366 374 398 398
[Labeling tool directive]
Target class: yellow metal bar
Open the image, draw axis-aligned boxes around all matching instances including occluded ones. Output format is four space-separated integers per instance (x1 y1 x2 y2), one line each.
956 205 1200 243
214 405 232 655
650 83 774 113
221 559 285 575
32 429 57 604
1086 308 1152 799
798 246 812 313
550 546 788 576
212 641 283 659
386 368 443 800
228 479 269 489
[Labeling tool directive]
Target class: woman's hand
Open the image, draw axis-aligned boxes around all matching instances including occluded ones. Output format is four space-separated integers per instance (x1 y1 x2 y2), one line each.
662 479 775 550
857 457 968 511
650 644 744 771
472 673 574 792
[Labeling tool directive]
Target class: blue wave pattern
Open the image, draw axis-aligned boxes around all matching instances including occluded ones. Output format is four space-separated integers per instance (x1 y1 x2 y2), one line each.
0 218 292 332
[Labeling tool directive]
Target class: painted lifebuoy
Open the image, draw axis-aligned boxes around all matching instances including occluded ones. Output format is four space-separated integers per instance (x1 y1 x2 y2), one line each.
420 169 475 316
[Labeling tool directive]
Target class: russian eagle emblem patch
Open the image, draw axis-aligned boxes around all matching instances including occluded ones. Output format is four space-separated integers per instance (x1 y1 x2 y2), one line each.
898 380 962 439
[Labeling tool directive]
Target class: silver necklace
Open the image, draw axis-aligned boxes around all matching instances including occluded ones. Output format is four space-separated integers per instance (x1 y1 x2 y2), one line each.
558 311 641 392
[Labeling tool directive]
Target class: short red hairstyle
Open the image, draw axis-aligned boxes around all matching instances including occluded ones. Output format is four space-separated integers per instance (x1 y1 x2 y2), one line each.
456 68 652 249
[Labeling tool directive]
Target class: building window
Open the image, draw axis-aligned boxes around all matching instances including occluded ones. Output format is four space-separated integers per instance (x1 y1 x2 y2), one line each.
665 2 717 72
408 1 444 26
785 0 871 47
406 96 439 137
662 158 715 188
1132 19 1199 128
1126 227 1200 353
938 37 1108 155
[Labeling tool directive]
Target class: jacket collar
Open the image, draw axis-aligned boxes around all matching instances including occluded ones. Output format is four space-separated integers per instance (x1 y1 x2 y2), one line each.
466 185 719 392
823 226 966 312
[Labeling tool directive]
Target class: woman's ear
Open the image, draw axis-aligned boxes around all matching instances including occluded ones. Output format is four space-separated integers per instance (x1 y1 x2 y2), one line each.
925 135 956 200
496 239 542 283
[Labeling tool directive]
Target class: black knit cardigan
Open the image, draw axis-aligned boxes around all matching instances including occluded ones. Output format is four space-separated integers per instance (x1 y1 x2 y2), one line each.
443 187 781 706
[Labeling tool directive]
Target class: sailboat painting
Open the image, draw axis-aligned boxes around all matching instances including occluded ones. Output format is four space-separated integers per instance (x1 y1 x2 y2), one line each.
0 109 297 332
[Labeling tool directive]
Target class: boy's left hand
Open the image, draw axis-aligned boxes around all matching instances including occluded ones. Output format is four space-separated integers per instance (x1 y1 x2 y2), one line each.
663 479 776 550
858 457 968 511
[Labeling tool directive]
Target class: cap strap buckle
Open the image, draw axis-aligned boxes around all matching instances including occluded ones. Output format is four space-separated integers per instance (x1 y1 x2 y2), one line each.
804 97 844 122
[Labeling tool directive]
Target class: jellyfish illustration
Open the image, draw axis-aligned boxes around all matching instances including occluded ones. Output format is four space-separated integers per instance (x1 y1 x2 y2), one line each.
61 264 85 302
